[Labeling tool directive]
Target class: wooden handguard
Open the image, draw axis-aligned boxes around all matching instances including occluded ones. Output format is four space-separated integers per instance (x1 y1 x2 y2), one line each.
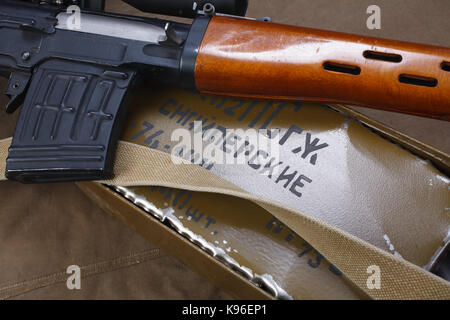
195 16 450 120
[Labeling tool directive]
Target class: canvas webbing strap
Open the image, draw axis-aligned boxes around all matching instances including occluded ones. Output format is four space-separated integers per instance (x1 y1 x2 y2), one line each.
0 137 449 299
0 138 8 179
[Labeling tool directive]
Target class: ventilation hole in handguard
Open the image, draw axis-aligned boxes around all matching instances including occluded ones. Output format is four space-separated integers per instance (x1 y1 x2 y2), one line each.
363 50 402 63
398 74 438 87
323 61 361 75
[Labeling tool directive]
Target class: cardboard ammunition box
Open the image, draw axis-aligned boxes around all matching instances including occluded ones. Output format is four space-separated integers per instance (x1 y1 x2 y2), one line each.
78 85 449 300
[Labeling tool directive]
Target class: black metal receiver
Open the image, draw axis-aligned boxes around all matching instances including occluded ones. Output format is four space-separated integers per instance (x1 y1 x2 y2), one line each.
0 0 248 183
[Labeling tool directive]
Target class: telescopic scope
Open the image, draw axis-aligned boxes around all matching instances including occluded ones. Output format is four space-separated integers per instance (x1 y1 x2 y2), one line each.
123 0 248 18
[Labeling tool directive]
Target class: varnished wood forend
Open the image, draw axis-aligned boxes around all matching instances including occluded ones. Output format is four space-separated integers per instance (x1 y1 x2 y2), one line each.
195 16 450 121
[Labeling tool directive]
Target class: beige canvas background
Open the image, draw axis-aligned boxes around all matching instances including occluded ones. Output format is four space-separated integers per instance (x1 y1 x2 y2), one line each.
0 0 449 299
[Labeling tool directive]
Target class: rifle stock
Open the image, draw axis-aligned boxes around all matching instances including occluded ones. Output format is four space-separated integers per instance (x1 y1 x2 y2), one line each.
195 16 450 121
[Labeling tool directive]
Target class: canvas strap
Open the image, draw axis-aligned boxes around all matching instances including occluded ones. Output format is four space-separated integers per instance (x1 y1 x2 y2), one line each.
0 137 449 299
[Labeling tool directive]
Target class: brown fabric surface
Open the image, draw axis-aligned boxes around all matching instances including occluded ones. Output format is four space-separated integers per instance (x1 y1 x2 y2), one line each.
10 255 226 300
0 0 449 299
0 176 229 299
0 89 229 299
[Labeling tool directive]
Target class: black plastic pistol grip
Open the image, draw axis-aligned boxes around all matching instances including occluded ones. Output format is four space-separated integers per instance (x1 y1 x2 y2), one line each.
6 60 137 183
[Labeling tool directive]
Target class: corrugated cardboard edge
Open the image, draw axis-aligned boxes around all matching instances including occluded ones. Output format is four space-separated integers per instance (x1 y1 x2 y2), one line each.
77 103 449 299
77 180 274 300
